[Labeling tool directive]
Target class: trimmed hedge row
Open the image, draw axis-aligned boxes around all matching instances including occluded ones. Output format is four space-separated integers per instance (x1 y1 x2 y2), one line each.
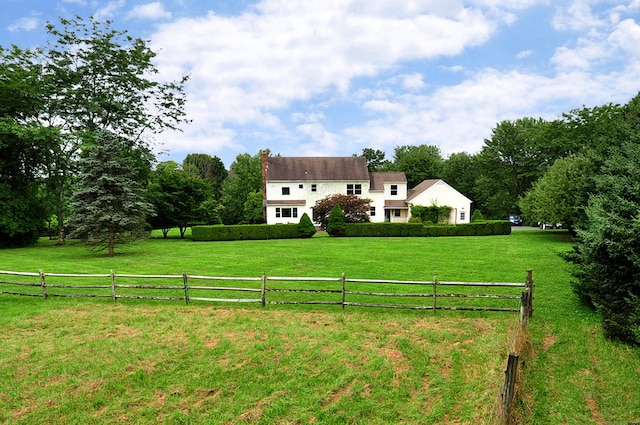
344 221 511 237
192 224 303 241
191 221 511 241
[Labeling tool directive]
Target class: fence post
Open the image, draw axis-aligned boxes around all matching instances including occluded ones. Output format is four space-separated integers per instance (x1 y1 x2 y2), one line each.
502 352 519 424
525 270 534 318
432 275 437 313
261 272 267 307
520 289 530 328
183 271 190 305
111 269 117 303
341 272 346 310
39 270 47 299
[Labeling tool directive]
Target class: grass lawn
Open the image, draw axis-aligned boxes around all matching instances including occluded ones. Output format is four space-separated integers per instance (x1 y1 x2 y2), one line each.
0 230 639 423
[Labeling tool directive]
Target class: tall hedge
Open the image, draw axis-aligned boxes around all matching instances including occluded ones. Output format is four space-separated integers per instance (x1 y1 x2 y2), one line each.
344 221 511 237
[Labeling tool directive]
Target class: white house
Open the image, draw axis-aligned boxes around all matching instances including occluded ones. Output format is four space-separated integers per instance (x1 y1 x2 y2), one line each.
262 153 471 225
406 179 472 224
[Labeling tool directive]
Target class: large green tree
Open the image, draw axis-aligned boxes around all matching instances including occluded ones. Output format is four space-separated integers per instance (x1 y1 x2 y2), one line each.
519 154 594 232
393 145 443 189
68 132 155 256
565 141 640 345
357 148 393 172
36 15 188 244
0 46 58 247
474 118 561 219
221 151 264 224
182 153 227 200
147 161 218 238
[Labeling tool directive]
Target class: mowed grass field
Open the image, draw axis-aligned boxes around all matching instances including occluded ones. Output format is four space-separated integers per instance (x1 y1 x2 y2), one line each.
1 230 639 424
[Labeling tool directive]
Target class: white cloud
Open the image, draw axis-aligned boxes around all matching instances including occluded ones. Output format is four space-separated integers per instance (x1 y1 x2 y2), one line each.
127 2 172 21
8 17 40 32
516 50 533 59
608 19 640 57
400 73 427 91
552 1 606 31
143 0 640 164
94 0 126 20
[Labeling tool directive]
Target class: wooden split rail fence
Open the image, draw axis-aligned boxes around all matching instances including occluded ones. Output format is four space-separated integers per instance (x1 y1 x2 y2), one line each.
1 268 534 423
0 269 534 318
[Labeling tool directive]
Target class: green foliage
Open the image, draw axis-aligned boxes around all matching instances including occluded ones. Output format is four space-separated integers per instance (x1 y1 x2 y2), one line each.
471 209 484 222
327 204 346 237
192 224 301 241
410 203 451 224
221 151 264 225
297 213 316 238
147 161 214 238
565 141 640 345
520 154 594 231
393 144 443 188
474 117 561 218
312 193 371 230
344 221 510 237
67 132 155 256
182 153 227 200
358 148 393 171
243 190 266 224
441 152 479 204
0 48 59 247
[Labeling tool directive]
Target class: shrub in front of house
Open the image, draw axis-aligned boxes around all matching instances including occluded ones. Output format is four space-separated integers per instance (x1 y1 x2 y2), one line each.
298 213 316 238
471 209 484 222
327 204 346 237
192 224 301 241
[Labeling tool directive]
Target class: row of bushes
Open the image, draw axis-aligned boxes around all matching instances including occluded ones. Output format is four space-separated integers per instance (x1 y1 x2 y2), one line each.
192 220 510 241
344 221 511 237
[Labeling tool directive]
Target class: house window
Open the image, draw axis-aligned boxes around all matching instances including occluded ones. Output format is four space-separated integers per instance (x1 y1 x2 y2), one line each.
347 184 362 195
311 184 317 192
282 187 290 195
460 212 466 221
394 209 401 217
390 185 398 196
281 208 297 218
276 208 281 218
370 207 376 217
299 184 304 189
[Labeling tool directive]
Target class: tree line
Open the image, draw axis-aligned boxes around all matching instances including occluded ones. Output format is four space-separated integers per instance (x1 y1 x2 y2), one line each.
2 16 639 344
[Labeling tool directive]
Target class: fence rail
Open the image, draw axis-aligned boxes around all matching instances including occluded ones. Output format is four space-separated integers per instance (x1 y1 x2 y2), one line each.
0 269 534 318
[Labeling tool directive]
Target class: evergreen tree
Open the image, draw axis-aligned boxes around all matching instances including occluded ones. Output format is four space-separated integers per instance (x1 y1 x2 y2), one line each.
565 140 640 345
327 204 346 237
298 213 316 238
68 132 154 256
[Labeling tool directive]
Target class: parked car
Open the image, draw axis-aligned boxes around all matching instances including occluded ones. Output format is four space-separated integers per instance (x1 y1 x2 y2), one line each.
509 214 523 226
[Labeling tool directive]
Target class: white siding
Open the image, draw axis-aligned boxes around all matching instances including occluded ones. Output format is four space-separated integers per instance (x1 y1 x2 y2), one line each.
407 181 472 224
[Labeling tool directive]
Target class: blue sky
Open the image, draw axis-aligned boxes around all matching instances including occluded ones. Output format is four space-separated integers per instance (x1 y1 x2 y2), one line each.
2 1 640 168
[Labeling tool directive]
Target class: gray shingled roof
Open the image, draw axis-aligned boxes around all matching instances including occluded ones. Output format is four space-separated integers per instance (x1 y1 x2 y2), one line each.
266 156 370 181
